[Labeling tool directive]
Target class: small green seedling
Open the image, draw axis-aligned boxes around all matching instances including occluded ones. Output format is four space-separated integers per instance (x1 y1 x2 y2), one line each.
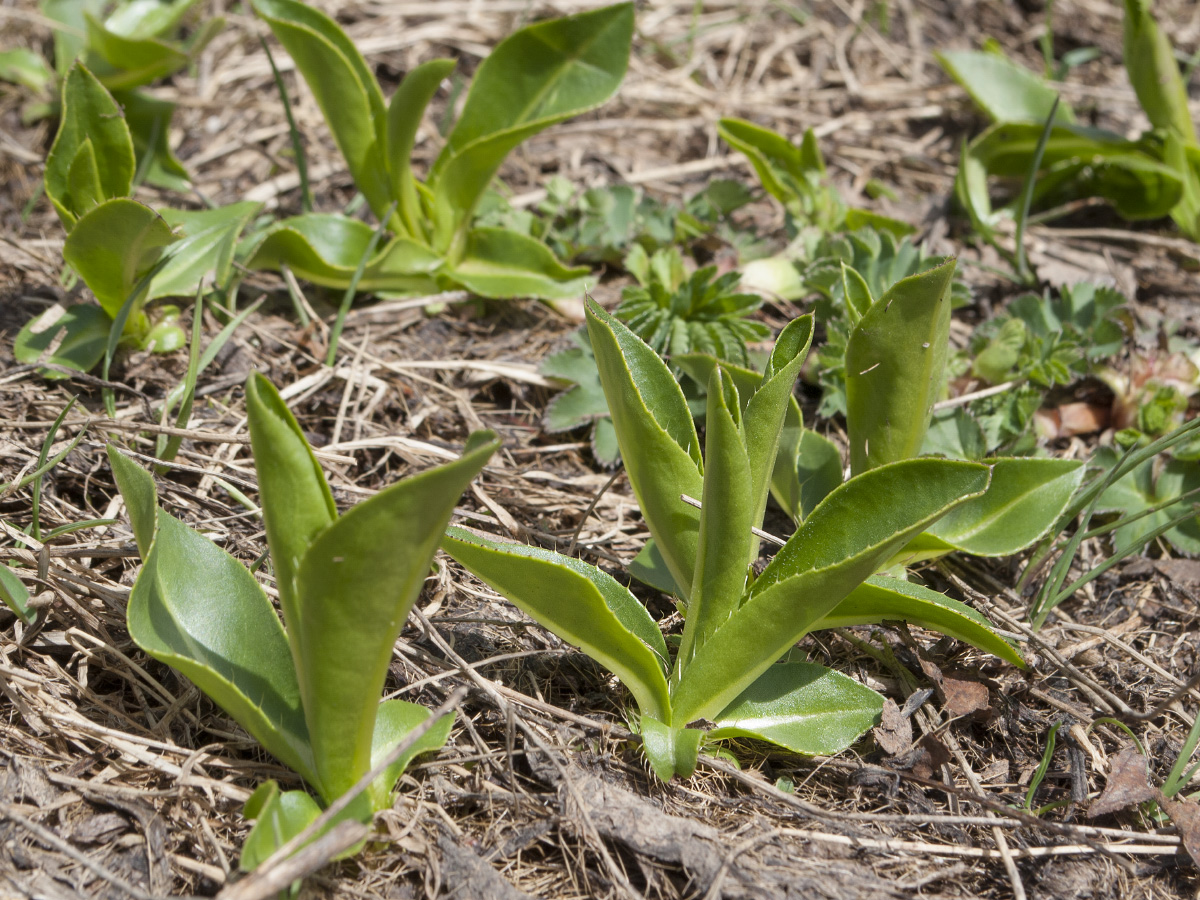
247 0 634 300
108 373 498 866
14 63 261 377
444 298 1020 781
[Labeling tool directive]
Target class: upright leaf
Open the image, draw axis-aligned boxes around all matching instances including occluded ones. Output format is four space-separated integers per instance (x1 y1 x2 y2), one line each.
845 259 955 475
429 3 634 254
586 299 703 598
387 58 455 240
245 373 338 647
45 62 135 229
294 435 498 799
677 368 754 671
1123 0 1196 144
936 50 1076 125
153 202 262 299
253 0 392 221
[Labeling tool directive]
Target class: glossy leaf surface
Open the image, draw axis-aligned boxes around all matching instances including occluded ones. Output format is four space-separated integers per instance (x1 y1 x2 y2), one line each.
294 435 498 798
240 782 322 873
445 228 592 300
442 525 671 721
152 202 261 299
936 50 1075 125
845 259 955 475
246 214 442 292
923 457 1085 557
709 660 883 756
586 299 703 598
0 562 34 625
108 447 318 788
14 304 110 379
252 0 391 220
812 576 1023 667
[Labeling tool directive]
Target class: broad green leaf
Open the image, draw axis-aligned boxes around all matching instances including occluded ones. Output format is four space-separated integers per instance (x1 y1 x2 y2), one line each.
0 562 34 625
640 716 702 780
678 368 754 669
841 263 873 324
845 259 955 475
369 700 453 809
84 13 189 89
65 139 104 216
955 136 997 237
924 458 1085 557
245 373 337 648
936 49 1076 125
842 208 917 238
775 428 844 524
442 525 671 722
708 660 884 756
253 0 392 220
586 299 703 599
672 459 990 724
240 782 322 873
63 198 177 319
152 202 261 299
117 89 190 191
108 448 317 788
387 58 455 240
45 62 135 229
444 228 591 300
294 436 497 800
1123 0 1196 143
0 48 53 92
42 0 105 74
14 303 111 379
429 3 634 253
104 0 203 40
812 576 1024 667
245 214 442 292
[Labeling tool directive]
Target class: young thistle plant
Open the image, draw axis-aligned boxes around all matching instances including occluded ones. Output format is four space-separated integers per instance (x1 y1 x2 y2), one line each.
444 294 1022 780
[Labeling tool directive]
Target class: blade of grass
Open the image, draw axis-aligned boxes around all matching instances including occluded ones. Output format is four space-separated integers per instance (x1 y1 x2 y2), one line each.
1014 95 1060 283
29 398 79 541
261 35 311 213
1019 416 1200 591
102 255 173 418
1024 721 1062 812
156 292 204 467
325 201 396 367
1164 713 1200 798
